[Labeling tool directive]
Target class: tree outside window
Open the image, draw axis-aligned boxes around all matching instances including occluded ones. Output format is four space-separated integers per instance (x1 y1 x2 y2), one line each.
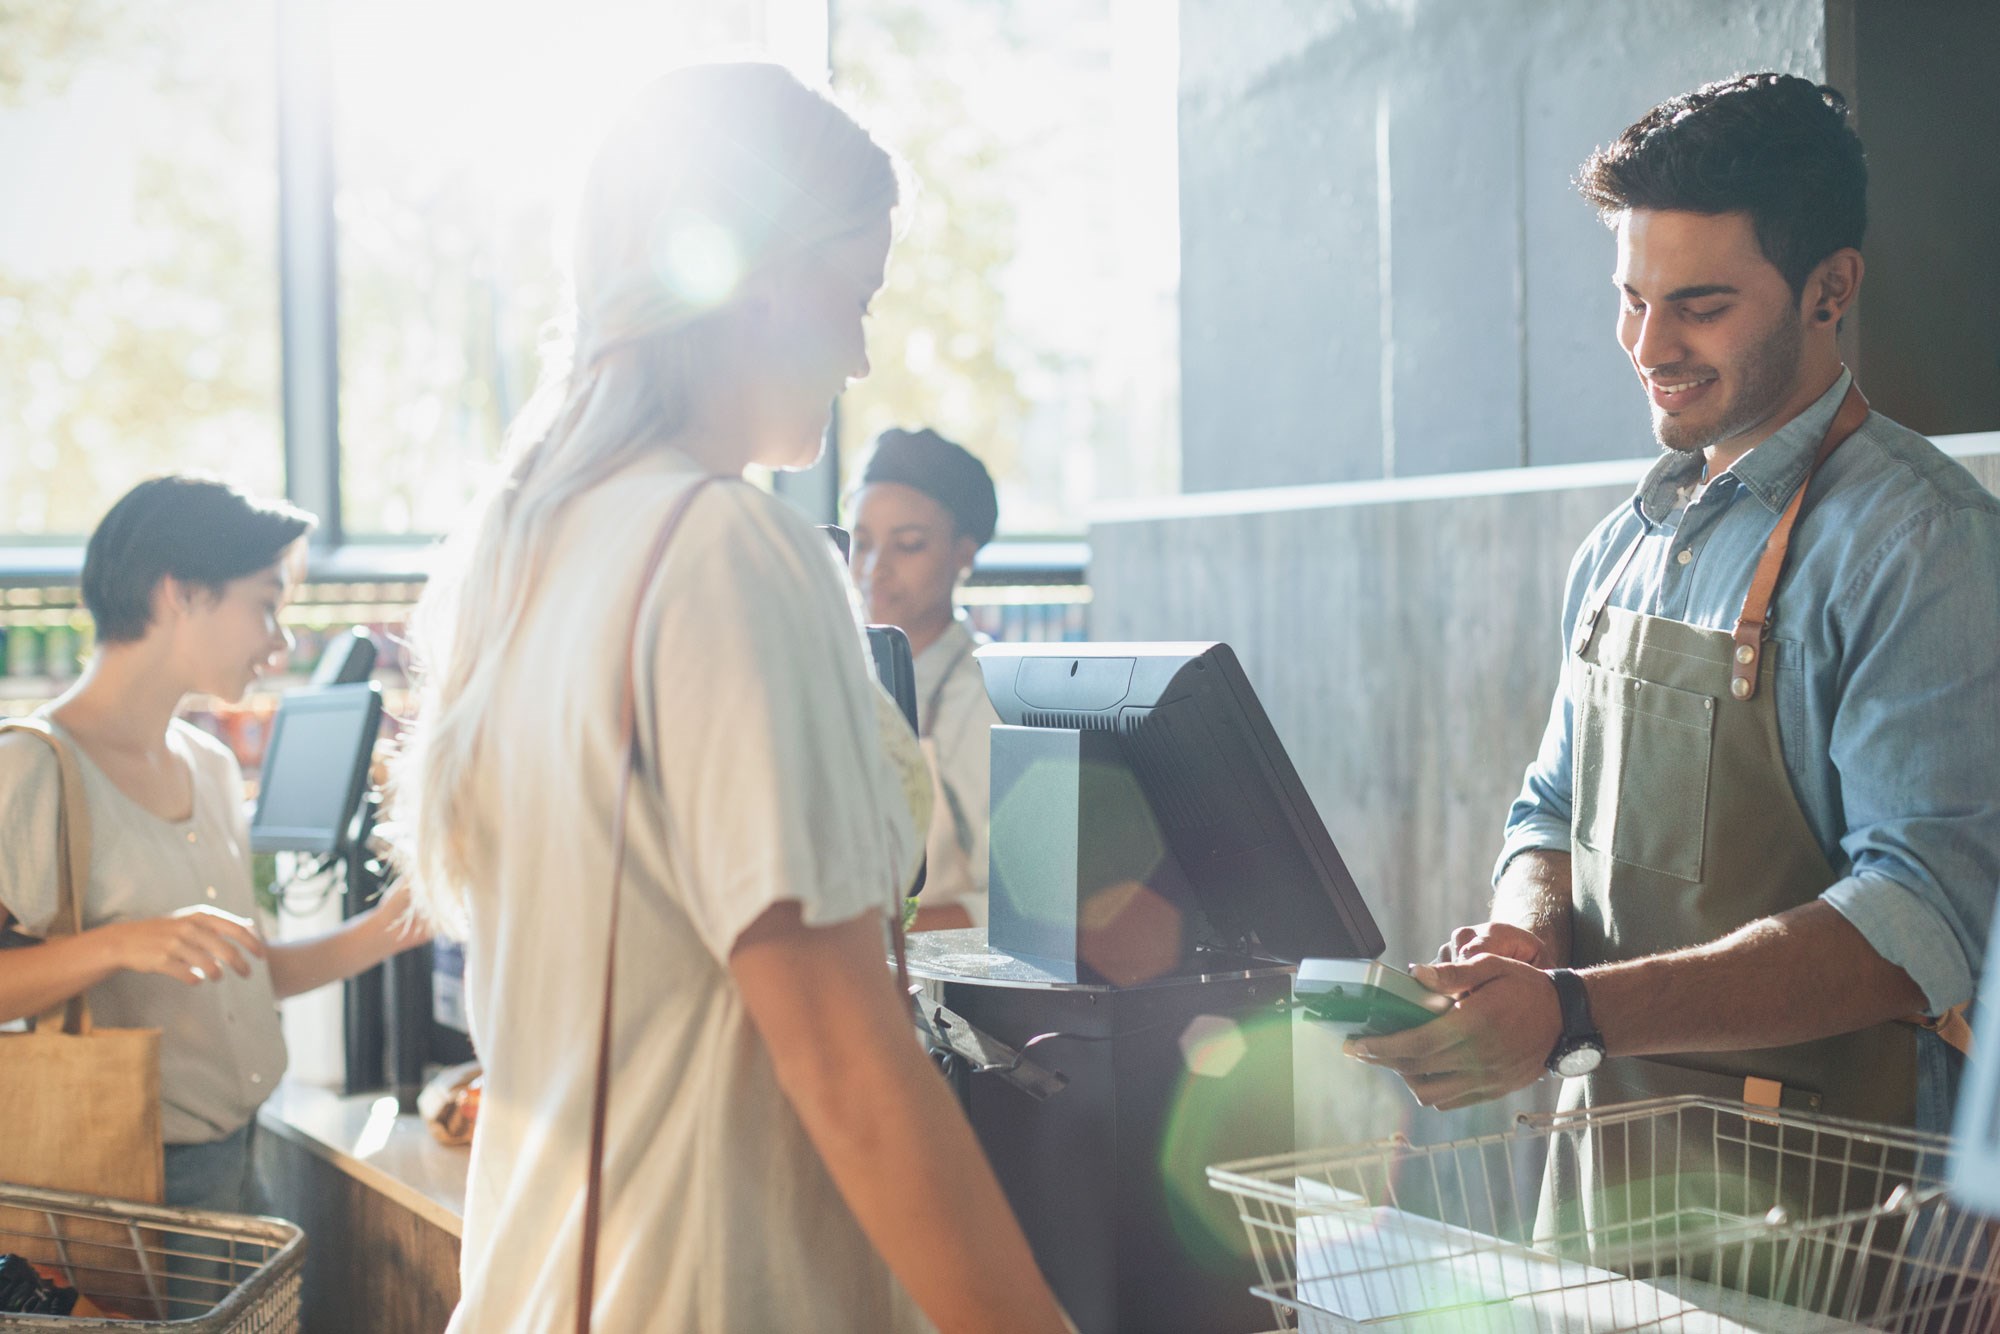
0 0 283 538
833 0 1179 537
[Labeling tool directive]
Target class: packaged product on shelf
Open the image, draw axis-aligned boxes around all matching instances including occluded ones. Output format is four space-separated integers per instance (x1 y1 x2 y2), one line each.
42 623 77 680
4 625 41 679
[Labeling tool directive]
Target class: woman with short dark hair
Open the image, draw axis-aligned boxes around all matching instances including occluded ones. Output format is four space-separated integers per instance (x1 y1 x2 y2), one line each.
0 473 425 1212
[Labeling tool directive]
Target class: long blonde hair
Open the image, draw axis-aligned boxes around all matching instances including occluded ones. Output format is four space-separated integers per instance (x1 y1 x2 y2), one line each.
393 64 898 931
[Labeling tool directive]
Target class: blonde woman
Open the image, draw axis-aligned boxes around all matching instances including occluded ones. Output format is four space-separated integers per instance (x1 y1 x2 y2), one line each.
395 65 1070 1333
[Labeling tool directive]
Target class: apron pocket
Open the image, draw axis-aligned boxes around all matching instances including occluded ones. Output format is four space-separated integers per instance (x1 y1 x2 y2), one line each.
1573 669 1715 883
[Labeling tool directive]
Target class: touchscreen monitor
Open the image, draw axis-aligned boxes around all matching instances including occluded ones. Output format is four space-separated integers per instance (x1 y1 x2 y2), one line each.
250 683 384 855
977 642 1385 962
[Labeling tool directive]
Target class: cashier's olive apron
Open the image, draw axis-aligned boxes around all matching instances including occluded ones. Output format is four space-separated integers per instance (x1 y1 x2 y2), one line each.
1540 385 1925 1259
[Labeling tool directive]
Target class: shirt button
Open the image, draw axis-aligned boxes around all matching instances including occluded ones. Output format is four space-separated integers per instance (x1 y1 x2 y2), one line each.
205 886 218 900
186 831 198 844
1676 549 1693 566
250 1073 262 1085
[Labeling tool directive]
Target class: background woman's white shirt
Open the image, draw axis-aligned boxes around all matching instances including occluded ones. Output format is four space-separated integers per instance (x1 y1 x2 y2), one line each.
914 617 1000 925
447 454 930 1333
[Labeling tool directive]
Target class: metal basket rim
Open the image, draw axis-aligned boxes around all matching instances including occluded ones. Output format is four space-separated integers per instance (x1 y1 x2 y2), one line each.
0 1182 302 1249
1206 1094 1957 1208
0 1180 306 1330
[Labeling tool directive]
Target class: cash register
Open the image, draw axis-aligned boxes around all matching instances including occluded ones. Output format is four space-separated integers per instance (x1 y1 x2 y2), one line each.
907 641 1390 1334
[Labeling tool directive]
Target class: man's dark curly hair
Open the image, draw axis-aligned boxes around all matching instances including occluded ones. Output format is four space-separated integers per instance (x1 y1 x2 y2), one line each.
1576 73 1866 298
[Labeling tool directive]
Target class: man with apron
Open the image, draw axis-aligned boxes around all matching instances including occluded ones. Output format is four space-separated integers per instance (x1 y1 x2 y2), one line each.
848 427 1004 931
1348 74 1998 1251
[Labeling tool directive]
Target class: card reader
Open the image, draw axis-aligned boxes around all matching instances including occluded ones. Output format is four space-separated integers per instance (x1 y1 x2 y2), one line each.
1295 959 1452 1036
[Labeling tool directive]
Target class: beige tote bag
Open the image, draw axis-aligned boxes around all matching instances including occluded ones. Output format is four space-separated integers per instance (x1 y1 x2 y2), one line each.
0 718 165 1302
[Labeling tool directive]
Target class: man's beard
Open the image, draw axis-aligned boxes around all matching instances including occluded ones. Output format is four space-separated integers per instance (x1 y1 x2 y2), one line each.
1651 310 1805 454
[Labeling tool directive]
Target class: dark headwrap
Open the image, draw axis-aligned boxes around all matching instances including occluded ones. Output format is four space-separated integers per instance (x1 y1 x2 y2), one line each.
856 428 998 546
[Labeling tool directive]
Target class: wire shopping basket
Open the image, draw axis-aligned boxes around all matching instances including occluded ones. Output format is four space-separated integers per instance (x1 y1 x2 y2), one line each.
1209 1096 2000 1332
0 1182 302 1331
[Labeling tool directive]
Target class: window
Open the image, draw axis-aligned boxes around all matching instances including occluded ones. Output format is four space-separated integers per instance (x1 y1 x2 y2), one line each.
327 0 827 537
832 0 1178 536
0 0 1167 552
0 0 284 538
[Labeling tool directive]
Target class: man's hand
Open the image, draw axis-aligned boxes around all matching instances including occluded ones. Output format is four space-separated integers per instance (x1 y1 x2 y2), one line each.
1434 920 1550 968
1345 956 1560 1111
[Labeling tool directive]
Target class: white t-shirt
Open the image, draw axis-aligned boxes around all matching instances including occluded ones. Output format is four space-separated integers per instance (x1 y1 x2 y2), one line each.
448 457 932 1334
0 718 287 1145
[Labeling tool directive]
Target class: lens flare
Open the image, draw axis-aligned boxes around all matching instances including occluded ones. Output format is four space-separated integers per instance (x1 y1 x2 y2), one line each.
651 210 741 309
1179 1014 1248 1080
1079 880 1184 986
1157 1001 1296 1272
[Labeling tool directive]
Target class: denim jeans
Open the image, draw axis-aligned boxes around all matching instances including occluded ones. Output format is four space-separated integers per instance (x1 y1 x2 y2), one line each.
1914 1028 1967 1135
163 1120 260 1214
160 1121 262 1315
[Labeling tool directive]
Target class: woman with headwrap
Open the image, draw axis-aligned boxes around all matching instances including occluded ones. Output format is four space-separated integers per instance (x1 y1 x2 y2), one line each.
849 429 1003 932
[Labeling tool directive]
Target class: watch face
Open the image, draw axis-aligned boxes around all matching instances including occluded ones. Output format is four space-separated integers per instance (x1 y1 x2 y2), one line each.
1554 1043 1604 1078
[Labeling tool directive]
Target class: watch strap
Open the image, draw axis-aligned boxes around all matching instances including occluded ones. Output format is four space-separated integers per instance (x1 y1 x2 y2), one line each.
1547 967 1600 1047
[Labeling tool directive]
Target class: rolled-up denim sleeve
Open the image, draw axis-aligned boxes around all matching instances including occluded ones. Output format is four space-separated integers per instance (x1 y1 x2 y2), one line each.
1819 504 2000 1015
1493 668 1576 886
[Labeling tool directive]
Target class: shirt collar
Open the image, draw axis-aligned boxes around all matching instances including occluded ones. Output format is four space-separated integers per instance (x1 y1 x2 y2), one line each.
1630 368 1853 527
915 614 976 667
1727 369 1854 514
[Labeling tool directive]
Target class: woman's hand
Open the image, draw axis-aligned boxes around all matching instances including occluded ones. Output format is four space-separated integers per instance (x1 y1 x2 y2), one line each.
369 879 433 947
101 907 266 986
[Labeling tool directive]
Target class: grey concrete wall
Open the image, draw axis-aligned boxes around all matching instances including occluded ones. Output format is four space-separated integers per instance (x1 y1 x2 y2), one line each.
1179 0 1828 491
1090 437 2000 1149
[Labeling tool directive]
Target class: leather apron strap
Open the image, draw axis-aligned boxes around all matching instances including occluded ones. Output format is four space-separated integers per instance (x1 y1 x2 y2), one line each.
1725 384 1872 702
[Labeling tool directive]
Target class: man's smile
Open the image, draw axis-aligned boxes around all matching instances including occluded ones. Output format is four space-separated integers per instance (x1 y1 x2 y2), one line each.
1646 372 1718 411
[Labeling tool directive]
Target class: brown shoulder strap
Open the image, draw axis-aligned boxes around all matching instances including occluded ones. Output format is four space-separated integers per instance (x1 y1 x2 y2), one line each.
1728 383 1871 701
576 474 722 1334
0 718 96 1035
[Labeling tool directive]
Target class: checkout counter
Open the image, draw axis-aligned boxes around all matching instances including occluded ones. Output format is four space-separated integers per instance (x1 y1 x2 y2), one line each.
254 1081 464 1334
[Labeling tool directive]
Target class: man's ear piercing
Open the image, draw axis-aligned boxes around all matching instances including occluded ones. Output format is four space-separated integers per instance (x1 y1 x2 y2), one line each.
1816 309 1835 323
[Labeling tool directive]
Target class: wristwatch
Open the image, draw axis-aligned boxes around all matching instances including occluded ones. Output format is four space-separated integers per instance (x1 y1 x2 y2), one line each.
1545 968 1605 1077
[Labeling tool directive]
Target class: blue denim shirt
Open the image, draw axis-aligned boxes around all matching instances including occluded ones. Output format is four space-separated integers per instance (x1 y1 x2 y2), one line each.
1498 371 2000 1018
